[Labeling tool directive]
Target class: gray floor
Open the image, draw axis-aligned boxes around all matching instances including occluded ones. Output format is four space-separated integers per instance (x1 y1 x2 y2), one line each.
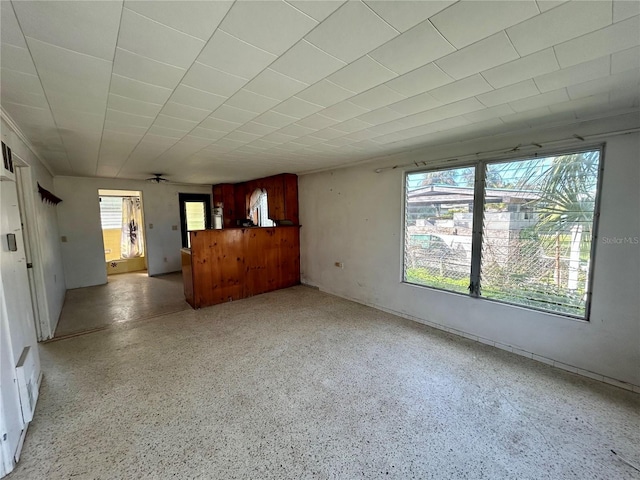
53 271 189 338
11 284 640 479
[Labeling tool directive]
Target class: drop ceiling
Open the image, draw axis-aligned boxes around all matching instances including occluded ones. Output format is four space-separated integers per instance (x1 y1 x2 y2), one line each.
1 0 638 184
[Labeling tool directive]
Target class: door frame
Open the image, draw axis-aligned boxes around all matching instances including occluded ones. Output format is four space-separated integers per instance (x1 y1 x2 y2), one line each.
179 193 212 248
14 163 51 340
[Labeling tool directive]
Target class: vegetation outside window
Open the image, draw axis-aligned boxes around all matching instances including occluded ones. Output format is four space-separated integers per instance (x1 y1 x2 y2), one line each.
403 148 602 319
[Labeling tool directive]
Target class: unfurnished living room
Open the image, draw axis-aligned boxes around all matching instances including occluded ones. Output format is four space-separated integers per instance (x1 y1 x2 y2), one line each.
1 0 639 478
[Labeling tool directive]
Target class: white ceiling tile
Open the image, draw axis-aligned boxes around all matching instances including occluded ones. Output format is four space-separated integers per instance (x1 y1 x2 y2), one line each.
0 69 43 97
554 16 640 68
612 46 640 74
368 119 406 135
213 137 249 149
364 1 454 32
1 2 28 48
327 56 397 93
181 135 215 147
113 48 186 90
435 32 519 80
463 104 516 123
477 79 540 107
105 109 155 128
388 92 442 115
295 113 339 129
356 107 404 125
160 102 211 123
278 123 317 137
305 1 398 63
169 84 227 110
349 85 406 110
197 30 276 80
429 74 493 103
154 114 199 132
288 136 325 146
237 122 279 136
200 116 242 132
146 125 188 138
536 1 568 13
181 62 247 97
252 111 298 128
27 37 112 105
534 56 611 92
481 48 560 89
384 63 453 97
566 70 639 100
104 121 150 136
12 1 121 60
119 8 205 68
1 44 38 75
296 80 355 106
369 21 455 75
287 1 345 22
224 131 261 143
320 101 370 121
225 90 281 114
210 105 258 124
53 109 104 133
0 89 48 110
190 127 228 141
613 0 640 22
272 97 325 118
124 1 232 40
308 127 344 140
332 118 375 134
110 74 174 104
220 0 317 55
244 69 308 101
398 98 484 129
2 102 55 128
509 88 570 112
507 1 613 57
108 94 164 118
270 40 346 85
430 1 539 48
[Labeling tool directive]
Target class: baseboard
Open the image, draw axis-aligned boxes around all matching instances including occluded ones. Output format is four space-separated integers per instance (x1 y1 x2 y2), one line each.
317 287 640 394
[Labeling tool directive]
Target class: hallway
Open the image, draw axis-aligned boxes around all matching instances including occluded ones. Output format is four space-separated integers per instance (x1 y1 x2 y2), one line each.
10 286 640 479
53 272 189 338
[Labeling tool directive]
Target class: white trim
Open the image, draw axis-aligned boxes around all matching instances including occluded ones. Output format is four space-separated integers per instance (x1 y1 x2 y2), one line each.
0 107 55 177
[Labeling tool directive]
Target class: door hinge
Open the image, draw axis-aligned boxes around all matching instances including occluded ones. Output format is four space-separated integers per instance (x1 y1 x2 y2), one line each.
26 263 33 269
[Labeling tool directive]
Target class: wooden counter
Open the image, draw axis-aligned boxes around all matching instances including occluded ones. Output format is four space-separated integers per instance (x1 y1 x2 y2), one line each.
181 226 300 308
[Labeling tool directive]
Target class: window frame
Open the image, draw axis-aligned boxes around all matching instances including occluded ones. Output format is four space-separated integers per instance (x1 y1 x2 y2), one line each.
402 144 605 321
179 193 212 248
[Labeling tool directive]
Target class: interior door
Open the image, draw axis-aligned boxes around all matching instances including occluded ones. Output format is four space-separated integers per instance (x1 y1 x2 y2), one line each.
179 194 212 248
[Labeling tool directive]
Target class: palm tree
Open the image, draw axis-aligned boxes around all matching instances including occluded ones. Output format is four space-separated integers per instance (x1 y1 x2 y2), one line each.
525 150 600 290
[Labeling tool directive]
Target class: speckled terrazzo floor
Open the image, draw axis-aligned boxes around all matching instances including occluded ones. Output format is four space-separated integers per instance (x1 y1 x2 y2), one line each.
10 286 640 479
53 271 189 338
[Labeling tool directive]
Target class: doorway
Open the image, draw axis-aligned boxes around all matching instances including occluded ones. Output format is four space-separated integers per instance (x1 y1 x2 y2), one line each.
179 193 211 248
98 189 147 276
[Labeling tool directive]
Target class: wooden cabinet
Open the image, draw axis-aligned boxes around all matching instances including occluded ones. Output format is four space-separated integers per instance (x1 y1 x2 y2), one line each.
183 226 300 308
213 173 298 226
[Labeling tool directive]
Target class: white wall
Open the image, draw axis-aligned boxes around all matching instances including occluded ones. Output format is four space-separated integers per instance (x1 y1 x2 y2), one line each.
1 117 66 339
54 176 211 289
299 130 640 388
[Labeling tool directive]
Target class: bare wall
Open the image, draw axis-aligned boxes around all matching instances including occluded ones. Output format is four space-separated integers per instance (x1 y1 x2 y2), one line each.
299 131 640 387
54 176 211 289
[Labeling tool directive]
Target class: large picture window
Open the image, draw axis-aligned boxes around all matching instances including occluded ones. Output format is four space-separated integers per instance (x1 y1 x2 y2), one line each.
403 148 602 319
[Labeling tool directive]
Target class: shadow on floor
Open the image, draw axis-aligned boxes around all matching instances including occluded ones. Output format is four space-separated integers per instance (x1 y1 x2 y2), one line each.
53 271 189 338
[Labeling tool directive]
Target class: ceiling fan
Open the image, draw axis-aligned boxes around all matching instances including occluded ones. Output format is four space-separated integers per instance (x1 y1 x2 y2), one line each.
146 173 169 184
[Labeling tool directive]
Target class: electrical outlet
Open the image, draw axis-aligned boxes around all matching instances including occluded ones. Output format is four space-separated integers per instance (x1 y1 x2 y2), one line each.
149 223 153 229
172 225 178 231
60 236 67 243
164 257 168 262
334 262 344 268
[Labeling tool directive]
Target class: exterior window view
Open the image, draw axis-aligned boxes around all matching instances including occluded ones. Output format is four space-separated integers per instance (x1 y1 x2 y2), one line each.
404 149 601 318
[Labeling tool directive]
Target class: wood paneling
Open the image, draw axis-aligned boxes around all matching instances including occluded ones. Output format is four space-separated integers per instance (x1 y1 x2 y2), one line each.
213 173 299 226
187 226 300 308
